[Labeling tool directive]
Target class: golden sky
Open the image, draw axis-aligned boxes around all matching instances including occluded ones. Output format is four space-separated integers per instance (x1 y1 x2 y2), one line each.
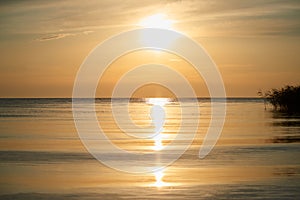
0 0 299 97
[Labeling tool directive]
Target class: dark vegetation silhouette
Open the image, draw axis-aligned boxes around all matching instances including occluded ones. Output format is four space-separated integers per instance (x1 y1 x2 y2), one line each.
258 85 300 114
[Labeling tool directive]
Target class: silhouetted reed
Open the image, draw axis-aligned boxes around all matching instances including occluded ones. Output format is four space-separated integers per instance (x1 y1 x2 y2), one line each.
259 85 300 113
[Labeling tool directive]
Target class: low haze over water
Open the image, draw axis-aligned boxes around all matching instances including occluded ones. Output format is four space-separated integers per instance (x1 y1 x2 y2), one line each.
0 98 299 199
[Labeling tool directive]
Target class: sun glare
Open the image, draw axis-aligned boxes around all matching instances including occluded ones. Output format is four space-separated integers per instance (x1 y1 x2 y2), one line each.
139 13 175 29
138 14 178 48
147 98 169 106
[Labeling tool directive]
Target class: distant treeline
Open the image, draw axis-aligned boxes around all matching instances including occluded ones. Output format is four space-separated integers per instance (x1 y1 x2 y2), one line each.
259 85 300 113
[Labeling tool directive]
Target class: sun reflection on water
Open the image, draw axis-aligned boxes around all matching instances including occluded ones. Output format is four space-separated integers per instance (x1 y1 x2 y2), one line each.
153 169 166 188
148 98 169 151
147 99 170 187
153 133 163 151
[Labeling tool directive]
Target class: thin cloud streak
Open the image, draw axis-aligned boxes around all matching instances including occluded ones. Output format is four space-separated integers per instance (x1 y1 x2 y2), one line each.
37 33 74 41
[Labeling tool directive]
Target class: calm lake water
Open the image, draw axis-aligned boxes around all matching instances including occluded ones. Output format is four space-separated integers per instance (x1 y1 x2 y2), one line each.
0 98 299 199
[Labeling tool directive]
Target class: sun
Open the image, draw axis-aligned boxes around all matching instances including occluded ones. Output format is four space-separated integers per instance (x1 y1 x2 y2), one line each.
137 14 178 48
138 13 175 30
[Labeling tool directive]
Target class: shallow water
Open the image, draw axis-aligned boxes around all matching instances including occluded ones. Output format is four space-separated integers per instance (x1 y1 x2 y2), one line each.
0 98 299 199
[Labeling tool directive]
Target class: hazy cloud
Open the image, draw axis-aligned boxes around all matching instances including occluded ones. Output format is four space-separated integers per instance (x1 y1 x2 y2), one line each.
1 0 299 40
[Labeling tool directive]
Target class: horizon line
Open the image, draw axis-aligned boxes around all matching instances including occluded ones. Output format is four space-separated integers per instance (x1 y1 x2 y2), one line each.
0 97 262 99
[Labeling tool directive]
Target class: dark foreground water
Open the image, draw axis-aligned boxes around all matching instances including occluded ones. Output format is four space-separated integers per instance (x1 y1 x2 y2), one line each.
0 98 299 199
